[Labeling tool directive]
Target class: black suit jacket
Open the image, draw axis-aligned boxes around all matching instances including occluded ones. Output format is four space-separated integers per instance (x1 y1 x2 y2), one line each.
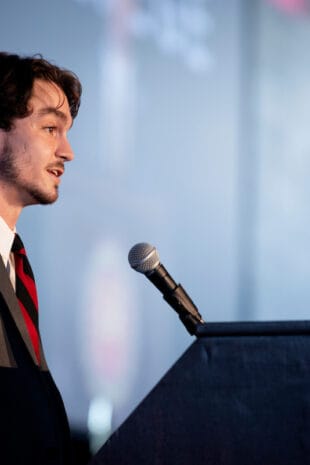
0 257 72 465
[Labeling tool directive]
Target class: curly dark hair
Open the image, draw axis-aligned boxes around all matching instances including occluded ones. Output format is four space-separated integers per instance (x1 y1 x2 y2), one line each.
0 52 82 131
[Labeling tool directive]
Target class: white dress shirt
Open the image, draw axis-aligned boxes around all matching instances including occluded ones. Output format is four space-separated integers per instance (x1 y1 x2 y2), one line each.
0 216 16 288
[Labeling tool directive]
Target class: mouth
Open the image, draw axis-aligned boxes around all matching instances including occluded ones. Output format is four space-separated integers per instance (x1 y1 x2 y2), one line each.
47 167 64 179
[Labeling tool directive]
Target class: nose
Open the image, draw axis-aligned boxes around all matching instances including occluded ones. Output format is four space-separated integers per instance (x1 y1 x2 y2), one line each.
56 136 74 162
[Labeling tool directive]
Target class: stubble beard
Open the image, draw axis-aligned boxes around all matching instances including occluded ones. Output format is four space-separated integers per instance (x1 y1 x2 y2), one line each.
0 141 59 206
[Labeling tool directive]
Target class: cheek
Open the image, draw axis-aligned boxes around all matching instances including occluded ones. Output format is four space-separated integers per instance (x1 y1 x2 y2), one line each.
7 136 30 164
21 140 47 164
22 142 29 154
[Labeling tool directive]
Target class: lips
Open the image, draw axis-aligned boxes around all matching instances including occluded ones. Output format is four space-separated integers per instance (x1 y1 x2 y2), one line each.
47 165 64 178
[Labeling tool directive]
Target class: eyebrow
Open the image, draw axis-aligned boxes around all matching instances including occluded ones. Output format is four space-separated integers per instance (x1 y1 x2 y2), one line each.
37 107 72 127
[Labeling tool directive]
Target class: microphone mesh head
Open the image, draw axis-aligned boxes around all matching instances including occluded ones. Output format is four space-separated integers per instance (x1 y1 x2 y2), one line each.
128 243 160 274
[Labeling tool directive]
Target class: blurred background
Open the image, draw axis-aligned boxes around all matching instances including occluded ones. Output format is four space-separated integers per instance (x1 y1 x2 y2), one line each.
1 0 310 459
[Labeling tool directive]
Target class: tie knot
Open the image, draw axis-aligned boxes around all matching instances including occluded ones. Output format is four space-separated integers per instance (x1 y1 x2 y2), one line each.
12 233 26 255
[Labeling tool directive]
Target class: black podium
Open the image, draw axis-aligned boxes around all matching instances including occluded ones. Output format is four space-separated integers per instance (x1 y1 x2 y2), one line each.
90 320 310 465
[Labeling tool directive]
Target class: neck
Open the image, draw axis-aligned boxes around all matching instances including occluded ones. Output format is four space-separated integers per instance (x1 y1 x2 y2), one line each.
0 185 23 230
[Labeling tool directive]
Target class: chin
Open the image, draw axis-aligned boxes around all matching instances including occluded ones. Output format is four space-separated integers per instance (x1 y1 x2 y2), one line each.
27 187 59 205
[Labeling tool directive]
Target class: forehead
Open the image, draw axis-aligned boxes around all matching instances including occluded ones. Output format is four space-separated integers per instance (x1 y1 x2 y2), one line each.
30 79 72 124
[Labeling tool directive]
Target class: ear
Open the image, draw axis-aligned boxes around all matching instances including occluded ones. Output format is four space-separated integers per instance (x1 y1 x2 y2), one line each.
0 129 8 156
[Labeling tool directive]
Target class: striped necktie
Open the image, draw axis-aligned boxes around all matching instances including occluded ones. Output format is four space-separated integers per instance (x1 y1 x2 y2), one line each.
12 233 40 364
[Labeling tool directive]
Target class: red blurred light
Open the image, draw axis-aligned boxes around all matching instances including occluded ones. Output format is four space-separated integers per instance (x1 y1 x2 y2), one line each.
267 0 309 14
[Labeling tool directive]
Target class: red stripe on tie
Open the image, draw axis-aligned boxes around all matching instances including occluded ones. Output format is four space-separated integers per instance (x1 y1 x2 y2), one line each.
15 258 38 310
18 300 40 364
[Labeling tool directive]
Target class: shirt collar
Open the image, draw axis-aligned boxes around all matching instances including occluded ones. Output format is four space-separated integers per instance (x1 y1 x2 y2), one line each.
0 217 16 266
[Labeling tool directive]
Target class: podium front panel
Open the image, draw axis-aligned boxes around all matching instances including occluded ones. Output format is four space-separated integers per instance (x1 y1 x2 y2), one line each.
90 320 310 465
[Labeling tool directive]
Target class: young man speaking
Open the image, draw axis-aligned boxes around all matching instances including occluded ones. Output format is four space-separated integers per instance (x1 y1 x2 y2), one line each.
0 52 82 465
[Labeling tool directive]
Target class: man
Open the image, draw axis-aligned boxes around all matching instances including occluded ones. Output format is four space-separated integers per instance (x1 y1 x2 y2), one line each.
0 52 82 465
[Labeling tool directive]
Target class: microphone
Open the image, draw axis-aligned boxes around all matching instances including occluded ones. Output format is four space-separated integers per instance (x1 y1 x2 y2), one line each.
128 243 205 335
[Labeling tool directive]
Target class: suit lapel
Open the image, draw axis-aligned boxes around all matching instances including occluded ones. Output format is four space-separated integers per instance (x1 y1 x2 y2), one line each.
0 315 17 367
0 256 39 366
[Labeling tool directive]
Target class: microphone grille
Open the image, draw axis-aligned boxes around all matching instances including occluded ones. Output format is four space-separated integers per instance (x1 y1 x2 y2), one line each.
128 243 160 274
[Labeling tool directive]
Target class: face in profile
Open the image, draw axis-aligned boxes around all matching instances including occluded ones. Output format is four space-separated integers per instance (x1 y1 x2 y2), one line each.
0 79 74 207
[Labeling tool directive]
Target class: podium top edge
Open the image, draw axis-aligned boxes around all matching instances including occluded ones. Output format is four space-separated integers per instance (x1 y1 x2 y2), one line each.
195 320 310 338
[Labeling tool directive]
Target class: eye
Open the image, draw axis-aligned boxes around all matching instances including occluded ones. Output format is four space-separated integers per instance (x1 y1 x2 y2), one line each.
44 126 57 135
